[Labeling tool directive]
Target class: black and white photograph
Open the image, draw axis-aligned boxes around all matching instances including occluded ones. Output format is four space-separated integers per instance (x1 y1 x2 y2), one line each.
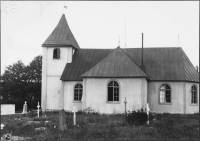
1 1 199 140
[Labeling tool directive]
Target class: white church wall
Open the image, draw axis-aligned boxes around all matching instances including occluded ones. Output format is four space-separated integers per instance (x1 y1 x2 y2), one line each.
41 47 73 111
41 47 47 110
63 81 83 111
83 78 147 114
148 82 185 113
185 82 199 113
46 47 73 76
46 76 62 110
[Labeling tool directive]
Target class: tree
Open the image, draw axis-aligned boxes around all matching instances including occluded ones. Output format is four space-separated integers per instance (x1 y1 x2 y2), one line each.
0 55 42 110
26 55 42 108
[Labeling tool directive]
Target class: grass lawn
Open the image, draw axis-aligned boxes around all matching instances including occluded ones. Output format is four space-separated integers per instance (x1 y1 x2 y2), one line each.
1 111 199 140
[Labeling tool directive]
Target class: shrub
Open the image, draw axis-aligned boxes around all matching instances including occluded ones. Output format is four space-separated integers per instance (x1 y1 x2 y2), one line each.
125 108 148 126
27 110 37 118
76 110 85 115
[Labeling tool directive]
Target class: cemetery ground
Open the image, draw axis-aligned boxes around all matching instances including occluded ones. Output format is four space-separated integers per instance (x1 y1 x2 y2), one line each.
1 111 199 140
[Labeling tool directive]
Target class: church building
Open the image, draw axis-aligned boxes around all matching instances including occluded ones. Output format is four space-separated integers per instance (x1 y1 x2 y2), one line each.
41 14 199 114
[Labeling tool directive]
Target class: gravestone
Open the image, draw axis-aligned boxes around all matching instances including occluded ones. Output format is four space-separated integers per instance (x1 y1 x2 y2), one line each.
35 127 47 132
37 102 40 117
23 121 40 126
58 109 67 131
22 101 28 114
1 124 5 129
146 103 150 125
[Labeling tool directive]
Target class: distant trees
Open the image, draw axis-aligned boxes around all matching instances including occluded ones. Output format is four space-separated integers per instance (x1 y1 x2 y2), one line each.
0 55 42 110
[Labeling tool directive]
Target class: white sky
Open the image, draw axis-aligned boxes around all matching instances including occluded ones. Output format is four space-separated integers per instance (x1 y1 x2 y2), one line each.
1 1 199 74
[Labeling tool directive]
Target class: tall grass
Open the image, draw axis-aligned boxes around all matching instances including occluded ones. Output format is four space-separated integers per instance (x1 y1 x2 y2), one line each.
1 112 199 140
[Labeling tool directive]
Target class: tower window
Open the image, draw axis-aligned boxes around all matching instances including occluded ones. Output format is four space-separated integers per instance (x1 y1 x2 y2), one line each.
53 48 60 59
108 81 119 102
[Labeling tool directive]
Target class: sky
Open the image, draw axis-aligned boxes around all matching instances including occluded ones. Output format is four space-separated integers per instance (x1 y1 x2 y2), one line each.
1 1 199 74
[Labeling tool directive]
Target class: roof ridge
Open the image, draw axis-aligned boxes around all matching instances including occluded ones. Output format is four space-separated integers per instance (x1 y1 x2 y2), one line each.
124 47 181 49
77 48 114 50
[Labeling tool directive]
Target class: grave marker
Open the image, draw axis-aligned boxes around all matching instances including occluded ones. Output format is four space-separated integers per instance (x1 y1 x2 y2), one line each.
72 104 78 125
37 102 40 118
146 103 150 125
58 109 67 131
22 101 28 114
124 97 127 114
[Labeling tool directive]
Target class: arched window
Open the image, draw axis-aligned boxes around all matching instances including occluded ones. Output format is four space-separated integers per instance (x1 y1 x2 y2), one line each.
191 85 197 104
159 84 171 103
53 48 60 59
108 81 119 102
74 84 83 101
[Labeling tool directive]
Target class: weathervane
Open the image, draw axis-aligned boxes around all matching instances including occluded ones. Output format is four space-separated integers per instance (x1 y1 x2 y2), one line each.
63 2 67 14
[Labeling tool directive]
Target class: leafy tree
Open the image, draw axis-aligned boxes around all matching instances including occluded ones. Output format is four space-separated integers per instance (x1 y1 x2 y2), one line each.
25 55 42 108
0 55 42 110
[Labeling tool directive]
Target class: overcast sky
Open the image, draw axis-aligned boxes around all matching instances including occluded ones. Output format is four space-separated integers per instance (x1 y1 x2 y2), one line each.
1 1 199 74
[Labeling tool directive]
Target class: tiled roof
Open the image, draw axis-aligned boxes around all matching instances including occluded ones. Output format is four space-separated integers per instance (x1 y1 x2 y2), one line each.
60 49 112 81
124 47 199 82
182 49 199 82
60 47 199 82
81 47 147 78
42 14 80 49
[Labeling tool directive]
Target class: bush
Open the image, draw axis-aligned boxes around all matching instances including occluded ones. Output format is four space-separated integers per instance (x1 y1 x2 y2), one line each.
27 110 37 118
125 108 148 126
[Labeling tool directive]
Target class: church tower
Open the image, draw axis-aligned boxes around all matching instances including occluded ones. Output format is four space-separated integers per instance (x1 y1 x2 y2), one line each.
41 14 80 111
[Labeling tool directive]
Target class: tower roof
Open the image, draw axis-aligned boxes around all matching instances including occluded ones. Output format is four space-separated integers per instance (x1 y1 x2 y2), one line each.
42 14 80 49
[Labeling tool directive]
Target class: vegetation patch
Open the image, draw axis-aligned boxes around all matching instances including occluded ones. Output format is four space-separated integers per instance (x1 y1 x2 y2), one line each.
1 112 199 140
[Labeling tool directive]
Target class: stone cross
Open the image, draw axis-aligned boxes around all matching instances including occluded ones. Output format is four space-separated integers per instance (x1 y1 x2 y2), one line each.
124 97 127 114
146 103 150 125
37 102 40 118
22 101 27 114
72 104 78 125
